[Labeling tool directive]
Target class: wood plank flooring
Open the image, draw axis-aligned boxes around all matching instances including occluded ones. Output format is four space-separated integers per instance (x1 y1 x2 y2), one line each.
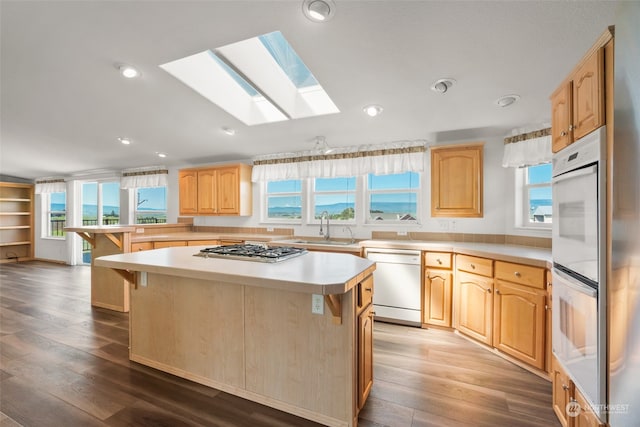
0 261 560 427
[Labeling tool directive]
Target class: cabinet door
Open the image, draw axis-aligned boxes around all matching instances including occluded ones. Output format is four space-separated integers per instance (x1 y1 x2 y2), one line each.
573 48 605 140
455 271 493 345
493 280 546 370
358 304 374 410
552 356 573 427
423 268 452 327
551 82 573 153
131 242 153 252
574 386 604 427
178 170 198 215
216 167 240 215
431 144 483 218
197 169 218 214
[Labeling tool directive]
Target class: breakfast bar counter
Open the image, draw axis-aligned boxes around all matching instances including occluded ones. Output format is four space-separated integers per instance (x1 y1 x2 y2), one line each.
95 246 376 427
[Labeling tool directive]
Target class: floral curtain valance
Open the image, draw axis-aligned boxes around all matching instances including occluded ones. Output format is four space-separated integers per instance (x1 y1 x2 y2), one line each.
502 127 552 168
120 166 168 189
35 178 66 194
251 141 427 182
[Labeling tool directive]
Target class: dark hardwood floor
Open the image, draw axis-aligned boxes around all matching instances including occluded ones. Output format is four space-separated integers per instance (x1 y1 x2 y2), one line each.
0 261 560 427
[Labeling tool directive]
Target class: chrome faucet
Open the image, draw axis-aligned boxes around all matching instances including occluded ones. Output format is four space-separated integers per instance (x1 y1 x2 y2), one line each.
344 226 355 244
319 210 330 240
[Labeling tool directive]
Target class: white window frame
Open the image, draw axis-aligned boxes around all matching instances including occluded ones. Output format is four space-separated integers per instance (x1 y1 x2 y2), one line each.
309 177 357 225
134 186 168 224
262 179 304 224
43 192 66 239
515 163 552 229
365 172 421 225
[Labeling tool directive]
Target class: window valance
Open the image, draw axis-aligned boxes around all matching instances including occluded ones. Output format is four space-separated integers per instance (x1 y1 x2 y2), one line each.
252 140 427 182
502 127 552 168
35 178 66 194
120 166 168 189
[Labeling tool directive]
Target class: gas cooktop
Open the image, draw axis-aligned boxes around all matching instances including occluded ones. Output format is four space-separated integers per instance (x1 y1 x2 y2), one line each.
195 244 307 263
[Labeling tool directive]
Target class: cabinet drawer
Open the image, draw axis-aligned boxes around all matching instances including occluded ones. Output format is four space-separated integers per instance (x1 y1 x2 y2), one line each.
456 254 493 277
187 240 220 246
357 274 374 312
131 242 153 252
424 252 452 269
153 241 187 249
495 261 546 289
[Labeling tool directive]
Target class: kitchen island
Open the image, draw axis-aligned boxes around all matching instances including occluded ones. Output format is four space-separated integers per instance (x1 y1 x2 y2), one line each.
95 246 376 427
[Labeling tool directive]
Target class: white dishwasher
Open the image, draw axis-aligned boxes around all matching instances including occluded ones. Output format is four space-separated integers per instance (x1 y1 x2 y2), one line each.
364 248 421 326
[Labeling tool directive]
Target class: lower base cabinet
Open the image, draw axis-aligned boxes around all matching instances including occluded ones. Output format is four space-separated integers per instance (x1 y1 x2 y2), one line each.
455 271 494 345
423 268 453 327
493 280 546 370
358 303 374 409
552 356 604 427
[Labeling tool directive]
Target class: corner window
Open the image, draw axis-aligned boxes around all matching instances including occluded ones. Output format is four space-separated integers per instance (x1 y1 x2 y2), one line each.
311 177 356 222
520 163 552 227
264 180 302 222
366 172 420 222
46 192 66 238
135 187 167 224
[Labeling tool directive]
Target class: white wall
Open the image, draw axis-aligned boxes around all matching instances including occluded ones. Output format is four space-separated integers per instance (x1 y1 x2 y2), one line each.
190 136 538 240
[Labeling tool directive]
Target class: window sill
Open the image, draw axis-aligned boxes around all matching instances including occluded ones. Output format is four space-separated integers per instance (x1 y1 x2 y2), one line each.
41 236 66 241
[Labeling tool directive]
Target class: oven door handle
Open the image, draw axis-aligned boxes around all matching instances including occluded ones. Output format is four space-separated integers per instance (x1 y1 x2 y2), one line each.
553 164 597 184
554 268 598 298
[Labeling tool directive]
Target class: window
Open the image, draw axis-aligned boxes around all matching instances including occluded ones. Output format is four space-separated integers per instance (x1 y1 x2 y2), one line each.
46 192 66 238
312 177 356 221
521 163 552 226
135 187 167 224
366 172 420 222
265 180 302 221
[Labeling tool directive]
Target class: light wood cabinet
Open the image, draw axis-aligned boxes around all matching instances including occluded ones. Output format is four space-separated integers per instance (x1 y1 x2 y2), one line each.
455 271 494 345
131 242 153 252
551 47 605 152
573 387 604 427
423 251 453 327
493 280 546 370
431 143 483 218
357 302 374 410
179 164 252 216
0 182 34 263
552 356 573 427
153 241 187 249
178 170 198 215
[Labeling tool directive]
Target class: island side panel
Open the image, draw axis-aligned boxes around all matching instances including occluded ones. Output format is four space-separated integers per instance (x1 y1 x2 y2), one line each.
92 233 131 312
244 286 356 426
129 273 245 389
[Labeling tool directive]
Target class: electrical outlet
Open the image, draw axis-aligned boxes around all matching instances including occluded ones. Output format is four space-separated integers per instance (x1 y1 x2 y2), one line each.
266 227 274 232
311 294 324 315
397 231 408 236
136 228 145 233
438 220 449 231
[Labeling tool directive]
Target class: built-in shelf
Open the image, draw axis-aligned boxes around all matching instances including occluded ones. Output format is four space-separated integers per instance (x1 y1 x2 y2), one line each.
0 182 34 263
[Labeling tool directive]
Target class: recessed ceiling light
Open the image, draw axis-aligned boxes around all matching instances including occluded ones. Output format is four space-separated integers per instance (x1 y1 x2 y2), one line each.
302 0 336 22
118 64 140 79
363 105 383 117
118 137 131 145
430 78 456 94
156 152 167 158
495 94 521 107
222 127 236 136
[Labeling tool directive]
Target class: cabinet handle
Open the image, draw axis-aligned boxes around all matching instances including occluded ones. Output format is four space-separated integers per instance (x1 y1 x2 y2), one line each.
487 288 492 293
364 287 372 292
437 259 442 264
560 131 567 137
496 289 501 295
470 264 476 269
545 305 550 310
569 124 575 131
562 384 570 391
514 271 521 277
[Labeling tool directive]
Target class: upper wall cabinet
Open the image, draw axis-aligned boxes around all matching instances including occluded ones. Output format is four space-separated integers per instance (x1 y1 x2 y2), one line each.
179 164 252 216
551 46 605 153
431 143 483 218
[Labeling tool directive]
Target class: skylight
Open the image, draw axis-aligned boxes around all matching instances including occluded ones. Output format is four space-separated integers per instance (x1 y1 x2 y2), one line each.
160 31 339 126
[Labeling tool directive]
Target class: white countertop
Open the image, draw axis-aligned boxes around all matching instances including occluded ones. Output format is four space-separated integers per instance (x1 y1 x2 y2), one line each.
359 240 552 268
95 245 375 295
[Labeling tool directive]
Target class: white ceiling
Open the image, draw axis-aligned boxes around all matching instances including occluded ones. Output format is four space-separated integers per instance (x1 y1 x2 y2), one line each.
0 0 620 180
